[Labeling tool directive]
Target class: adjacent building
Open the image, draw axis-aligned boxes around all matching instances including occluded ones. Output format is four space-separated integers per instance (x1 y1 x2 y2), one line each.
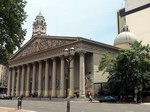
7 13 118 98
117 0 150 45
0 65 7 94
0 65 7 86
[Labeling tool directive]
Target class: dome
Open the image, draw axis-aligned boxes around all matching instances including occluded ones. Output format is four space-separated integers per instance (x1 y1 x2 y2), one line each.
114 26 137 48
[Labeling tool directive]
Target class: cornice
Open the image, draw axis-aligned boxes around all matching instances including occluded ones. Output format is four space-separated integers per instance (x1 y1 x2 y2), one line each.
9 39 118 67
78 41 118 54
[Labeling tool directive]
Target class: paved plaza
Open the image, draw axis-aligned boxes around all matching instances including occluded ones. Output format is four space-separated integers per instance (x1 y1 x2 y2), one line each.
0 107 35 112
0 100 150 112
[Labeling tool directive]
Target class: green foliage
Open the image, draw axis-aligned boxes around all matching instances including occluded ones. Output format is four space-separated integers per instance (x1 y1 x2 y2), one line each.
99 41 150 95
0 0 27 65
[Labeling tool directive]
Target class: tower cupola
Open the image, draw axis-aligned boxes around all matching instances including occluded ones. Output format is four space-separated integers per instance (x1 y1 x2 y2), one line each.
32 12 47 36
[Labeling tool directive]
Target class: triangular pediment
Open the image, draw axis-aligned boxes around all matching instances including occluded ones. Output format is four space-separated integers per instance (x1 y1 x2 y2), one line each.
11 36 77 60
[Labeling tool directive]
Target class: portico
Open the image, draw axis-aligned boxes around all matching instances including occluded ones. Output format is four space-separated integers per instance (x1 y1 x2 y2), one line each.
7 43 92 98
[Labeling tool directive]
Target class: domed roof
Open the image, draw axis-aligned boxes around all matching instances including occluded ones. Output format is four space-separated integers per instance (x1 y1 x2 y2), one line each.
114 26 137 47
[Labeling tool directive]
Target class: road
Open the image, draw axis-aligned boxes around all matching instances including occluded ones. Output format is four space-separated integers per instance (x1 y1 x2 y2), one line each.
0 100 150 112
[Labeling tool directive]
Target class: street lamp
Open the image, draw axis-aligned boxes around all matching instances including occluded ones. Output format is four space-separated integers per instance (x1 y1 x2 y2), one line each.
64 47 75 59
63 47 75 112
63 47 75 97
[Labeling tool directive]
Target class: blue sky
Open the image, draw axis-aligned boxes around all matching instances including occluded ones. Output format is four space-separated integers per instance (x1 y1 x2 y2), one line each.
23 0 124 45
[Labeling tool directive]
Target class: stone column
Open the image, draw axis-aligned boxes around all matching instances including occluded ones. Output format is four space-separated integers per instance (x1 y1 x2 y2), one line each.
32 62 36 94
79 52 86 97
20 65 25 95
7 68 12 96
11 67 16 96
16 66 21 96
70 57 74 97
38 61 42 97
60 56 65 97
52 58 56 97
26 64 30 97
44 59 49 97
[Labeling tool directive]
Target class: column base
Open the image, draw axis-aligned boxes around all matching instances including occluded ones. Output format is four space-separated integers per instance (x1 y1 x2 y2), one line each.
20 91 24 96
11 93 15 97
57 96 66 98
79 94 86 98
25 91 30 97
58 93 66 98
51 95 57 98
44 90 49 97
51 91 56 98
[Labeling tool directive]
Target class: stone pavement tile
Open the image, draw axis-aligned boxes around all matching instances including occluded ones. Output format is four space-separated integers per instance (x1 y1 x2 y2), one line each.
0 107 35 112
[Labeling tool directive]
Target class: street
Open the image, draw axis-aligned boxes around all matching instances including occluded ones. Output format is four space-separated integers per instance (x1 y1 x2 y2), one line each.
0 100 150 112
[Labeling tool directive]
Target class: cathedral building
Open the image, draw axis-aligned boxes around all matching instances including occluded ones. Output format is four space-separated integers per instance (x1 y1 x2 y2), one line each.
7 12 118 98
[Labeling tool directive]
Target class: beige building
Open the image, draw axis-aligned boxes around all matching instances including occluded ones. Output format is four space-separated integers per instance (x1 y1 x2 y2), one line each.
7 13 118 98
117 0 150 45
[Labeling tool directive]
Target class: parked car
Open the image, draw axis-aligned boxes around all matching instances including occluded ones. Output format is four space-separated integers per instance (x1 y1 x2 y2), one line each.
99 96 117 103
0 94 12 100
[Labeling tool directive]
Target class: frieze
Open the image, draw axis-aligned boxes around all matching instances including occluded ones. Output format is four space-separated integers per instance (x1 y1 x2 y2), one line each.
79 42 117 54
10 42 81 66
16 38 73 59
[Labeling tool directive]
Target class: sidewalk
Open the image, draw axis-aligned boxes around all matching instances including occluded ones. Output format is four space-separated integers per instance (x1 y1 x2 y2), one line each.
0 107 36 112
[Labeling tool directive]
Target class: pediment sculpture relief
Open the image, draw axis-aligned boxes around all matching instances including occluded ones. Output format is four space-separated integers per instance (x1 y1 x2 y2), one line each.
16 39 72 58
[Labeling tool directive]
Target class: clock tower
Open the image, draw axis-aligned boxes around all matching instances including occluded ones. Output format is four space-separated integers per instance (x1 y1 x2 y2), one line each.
32 12 47 36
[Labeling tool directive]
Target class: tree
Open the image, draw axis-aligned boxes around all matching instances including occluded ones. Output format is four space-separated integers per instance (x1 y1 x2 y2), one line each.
0 0 27 65
99 41 150 95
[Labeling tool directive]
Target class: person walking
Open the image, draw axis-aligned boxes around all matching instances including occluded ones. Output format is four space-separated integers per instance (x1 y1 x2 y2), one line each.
88 92 92 102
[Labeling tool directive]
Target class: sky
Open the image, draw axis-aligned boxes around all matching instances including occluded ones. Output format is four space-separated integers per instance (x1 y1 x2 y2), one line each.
23 0 124 45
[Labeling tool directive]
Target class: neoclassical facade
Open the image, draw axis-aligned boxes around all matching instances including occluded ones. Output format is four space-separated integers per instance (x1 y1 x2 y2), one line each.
7 13 118 98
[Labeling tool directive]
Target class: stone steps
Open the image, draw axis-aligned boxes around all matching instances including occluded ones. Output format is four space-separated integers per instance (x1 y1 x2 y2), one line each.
12 97 89 102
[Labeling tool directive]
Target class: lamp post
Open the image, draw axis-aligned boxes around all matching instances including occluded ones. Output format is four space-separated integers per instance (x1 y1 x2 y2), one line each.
63 47 75 112
63 47 75 97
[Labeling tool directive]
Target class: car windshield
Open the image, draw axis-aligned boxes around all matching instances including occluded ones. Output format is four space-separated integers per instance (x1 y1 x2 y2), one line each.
105 96 114 99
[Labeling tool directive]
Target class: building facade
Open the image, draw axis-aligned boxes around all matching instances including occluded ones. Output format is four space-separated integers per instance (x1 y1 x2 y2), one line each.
7 13 118 98
117 0 150 45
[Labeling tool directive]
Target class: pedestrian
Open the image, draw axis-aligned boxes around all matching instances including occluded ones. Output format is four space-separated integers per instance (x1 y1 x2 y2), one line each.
17 97 22 110
89 94 92 102
88 91 92 102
